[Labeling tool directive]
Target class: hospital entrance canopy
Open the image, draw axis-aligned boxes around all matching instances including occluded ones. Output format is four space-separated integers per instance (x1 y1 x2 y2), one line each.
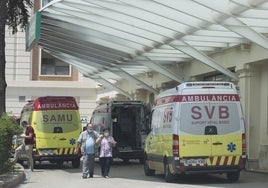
26 0 268 98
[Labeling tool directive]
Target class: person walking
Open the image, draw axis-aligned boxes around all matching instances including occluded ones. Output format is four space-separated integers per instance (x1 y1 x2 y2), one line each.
13 120 35 171
96 128 117 178
74 123 100 179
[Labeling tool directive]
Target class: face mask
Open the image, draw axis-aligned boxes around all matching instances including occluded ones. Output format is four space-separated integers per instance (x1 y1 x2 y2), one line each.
104 132 109 137
88 129 93 133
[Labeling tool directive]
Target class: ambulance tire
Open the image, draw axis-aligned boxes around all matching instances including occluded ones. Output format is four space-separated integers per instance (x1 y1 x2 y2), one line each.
144 155 155 176
56 160 64 168
139 157 144 164
123 158 129 163
17 159 24 166
226 171 240 182
33 160 37 168
164 159 175 183
72 158 80 168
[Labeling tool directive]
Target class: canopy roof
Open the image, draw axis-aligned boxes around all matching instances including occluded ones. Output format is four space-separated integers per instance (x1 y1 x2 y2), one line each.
36 0 268 97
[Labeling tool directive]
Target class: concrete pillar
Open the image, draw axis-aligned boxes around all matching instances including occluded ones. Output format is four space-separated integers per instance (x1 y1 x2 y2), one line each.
237 64 261 170
258 65 268 171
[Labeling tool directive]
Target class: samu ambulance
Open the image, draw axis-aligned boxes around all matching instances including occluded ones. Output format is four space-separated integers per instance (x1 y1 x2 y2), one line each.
19 96 82 168
144 82 246 182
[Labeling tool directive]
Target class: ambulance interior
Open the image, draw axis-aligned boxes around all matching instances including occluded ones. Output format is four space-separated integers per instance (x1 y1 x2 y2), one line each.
111 105 146 151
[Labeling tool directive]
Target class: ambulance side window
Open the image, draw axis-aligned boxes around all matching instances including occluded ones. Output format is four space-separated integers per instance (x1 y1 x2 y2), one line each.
91 114 105 133
147 109 154 133
150 108 162 133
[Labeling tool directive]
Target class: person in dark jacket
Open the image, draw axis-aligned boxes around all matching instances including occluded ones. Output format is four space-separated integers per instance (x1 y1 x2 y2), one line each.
13 121 35 171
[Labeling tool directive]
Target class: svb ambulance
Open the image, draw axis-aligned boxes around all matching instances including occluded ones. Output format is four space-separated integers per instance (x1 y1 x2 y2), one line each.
144 82 247 182
19 96 82 168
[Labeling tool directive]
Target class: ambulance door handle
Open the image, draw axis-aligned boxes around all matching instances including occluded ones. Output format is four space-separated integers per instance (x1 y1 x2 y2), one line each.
212 142 223 145
59 138 67 141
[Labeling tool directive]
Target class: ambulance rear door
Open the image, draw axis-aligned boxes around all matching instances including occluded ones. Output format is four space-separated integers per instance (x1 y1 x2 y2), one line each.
179 98 212 158
178 90 244 159
210 101 244 157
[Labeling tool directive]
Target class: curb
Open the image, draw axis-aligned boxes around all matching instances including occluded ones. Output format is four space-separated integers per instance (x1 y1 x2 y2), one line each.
0 163 25 188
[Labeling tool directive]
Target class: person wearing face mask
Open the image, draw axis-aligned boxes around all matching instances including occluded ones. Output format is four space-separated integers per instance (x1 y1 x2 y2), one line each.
74 123 100 179
96 128 117 178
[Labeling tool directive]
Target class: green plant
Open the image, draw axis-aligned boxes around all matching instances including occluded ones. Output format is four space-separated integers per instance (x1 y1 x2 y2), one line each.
0 113 22 174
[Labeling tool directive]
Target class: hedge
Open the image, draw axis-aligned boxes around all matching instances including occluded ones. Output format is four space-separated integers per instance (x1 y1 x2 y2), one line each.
0 114 22 175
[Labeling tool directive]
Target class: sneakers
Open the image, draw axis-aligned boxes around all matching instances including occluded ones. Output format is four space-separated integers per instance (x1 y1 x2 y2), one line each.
82 173 93 179
25 169 32 181
105 176 109 178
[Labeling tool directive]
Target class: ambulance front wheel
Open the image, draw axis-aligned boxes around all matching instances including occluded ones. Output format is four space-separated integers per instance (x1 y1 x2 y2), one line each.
72 158 80 168
226 171 240 182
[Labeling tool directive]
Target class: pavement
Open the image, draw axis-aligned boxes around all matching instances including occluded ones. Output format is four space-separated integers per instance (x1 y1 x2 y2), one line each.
0 163 267 188
0 163 25 188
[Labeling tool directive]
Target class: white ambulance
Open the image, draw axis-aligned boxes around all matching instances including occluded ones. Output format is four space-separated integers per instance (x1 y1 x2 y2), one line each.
144 82 247 182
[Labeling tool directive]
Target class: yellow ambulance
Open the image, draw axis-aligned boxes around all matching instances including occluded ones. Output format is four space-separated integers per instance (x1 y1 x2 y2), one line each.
144 82 247 182
20 96 82 168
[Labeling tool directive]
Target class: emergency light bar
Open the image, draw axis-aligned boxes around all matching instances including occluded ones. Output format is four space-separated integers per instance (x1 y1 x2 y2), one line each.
186 82 230 87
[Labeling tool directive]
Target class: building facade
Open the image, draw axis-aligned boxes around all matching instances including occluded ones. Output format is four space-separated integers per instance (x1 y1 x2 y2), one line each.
5 0 98 125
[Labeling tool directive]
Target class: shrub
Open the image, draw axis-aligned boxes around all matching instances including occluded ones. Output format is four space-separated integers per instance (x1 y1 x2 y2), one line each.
0 114 22 175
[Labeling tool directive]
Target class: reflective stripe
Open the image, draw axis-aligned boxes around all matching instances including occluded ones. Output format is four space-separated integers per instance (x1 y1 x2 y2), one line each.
182 156 242 167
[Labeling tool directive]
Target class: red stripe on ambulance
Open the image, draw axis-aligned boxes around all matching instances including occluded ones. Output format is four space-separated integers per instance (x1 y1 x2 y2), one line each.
155 94 240 106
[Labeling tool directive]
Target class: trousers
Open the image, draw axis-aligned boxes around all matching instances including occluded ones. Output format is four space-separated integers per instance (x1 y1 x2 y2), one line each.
99 157 113 177
82 154 95 176
13 144 33 170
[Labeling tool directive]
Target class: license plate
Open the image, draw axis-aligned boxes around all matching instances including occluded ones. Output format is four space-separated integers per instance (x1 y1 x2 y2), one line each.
184 159 206 165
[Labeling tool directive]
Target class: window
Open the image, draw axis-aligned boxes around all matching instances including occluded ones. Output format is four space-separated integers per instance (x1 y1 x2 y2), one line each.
180 103 241 135
43 0 53 6
19 96 26 102
41 51 70 76
204 74 229 81
203 69 235 81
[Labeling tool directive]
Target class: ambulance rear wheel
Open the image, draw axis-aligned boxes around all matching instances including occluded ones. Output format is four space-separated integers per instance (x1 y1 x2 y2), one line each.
17 159 24 166
122 158 129 163
72 158 80 168
144 155 155 176
226 171 240 182
164 159 175 183
56 161 63 168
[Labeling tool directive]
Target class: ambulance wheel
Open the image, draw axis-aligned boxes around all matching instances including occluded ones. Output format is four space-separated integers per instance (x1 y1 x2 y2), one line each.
57 161 63 168
72 158 80 168
144 155 155 176
122 158 129 163
226 171 240 182
164 159 175 183
17 159 24 166
33 160 37 168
